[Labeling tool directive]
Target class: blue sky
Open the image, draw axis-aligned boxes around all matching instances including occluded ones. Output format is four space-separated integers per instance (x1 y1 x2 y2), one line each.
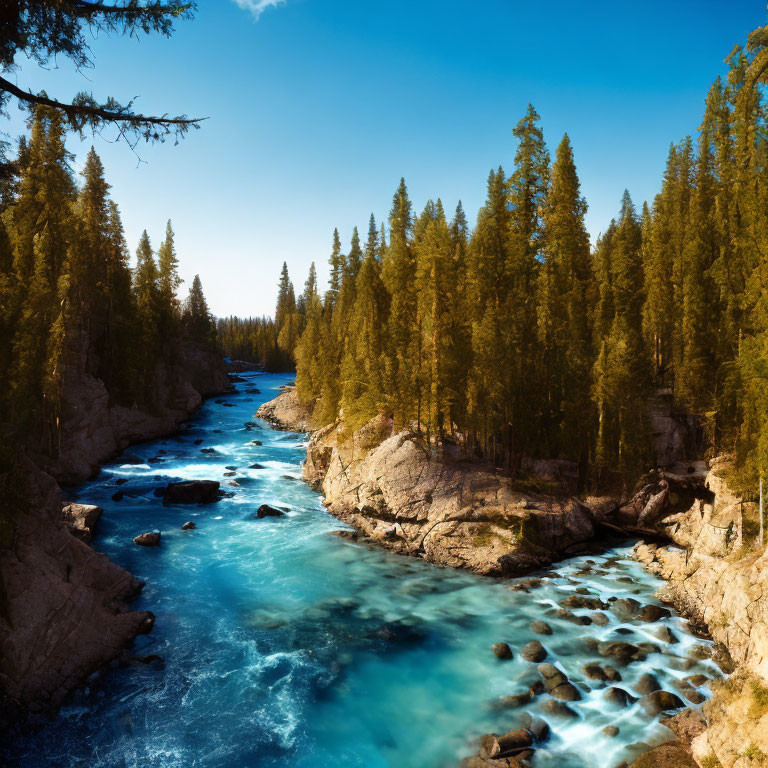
5 0 767 316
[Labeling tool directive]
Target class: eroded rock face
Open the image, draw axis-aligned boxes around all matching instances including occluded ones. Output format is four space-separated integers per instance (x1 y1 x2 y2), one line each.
37 338 229 484
0 461 153 720
60 502 102 544
633 458 768 768
280 399 607 577
255 387 313 432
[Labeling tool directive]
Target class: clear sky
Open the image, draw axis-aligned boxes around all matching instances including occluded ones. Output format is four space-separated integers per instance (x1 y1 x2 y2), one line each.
5 0 768 317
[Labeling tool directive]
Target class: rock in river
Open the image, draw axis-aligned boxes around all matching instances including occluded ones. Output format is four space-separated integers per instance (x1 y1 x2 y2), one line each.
255 504 285 518
491 642 514 660
163 480 221 505
181 521 197 530
134 530 161 547
522 640 547 662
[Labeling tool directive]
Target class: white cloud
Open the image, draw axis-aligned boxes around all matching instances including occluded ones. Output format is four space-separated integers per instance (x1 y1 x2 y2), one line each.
232 0 287 20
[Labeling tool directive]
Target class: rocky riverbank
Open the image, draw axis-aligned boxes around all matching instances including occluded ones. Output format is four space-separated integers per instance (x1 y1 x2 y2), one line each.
633 458 768 768
256 387 768 768
0 342 229 730
259 389 667 577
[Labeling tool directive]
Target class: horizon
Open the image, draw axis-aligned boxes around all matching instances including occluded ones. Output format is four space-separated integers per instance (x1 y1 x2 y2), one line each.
4 0 766 317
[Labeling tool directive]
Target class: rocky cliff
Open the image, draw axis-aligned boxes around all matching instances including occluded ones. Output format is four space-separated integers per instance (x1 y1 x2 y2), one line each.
256 395 616 576
633 458 768 767
0 341 228 728
41 339 231 484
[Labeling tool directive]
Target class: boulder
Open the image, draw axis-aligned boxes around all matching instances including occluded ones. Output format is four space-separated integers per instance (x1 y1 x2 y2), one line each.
479 729 533 759
521 640 547 663
634 673 661 696
163 480 221 505
181 521 196 530
491 642 514 660
530 620 553 635
612 598 642 621
256 504 285 519
628 742 698 768
640 690 685 715
584 664 621 683
639 604 671 623
603 686 636 707
597 641 645 665
61 502 102 544
134 530 161 547
661 708 707 744
541 698 578 718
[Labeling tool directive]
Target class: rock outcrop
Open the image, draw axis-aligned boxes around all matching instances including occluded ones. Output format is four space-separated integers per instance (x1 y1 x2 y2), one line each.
60 502 102 544
39 339 229 484
0 461 154 724
255 386 312 433
631 457 768 767
260 391 615 576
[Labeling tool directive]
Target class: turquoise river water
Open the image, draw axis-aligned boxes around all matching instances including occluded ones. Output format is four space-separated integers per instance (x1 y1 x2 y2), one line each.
3 373 722 768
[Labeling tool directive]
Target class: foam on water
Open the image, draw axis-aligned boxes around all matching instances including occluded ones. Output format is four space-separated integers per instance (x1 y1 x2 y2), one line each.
2 373 721 768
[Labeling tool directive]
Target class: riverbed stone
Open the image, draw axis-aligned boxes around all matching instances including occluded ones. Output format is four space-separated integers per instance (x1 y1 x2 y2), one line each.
530 620 552 635
181 521 196 530
640 690 685 715
256 504 285 518
134 530 161 547
639 604 671 623
632 675 659 697
492 642 514 660
603 686 636 707
521 640 547 663
163 480 221 505
541 698 578 718
612 598 642 621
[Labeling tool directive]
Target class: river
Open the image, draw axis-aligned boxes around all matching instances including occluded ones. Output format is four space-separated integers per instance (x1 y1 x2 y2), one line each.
3 372 722 768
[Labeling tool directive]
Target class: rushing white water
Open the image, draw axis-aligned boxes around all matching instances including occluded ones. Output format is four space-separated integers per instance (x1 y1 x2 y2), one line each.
3 373 721 768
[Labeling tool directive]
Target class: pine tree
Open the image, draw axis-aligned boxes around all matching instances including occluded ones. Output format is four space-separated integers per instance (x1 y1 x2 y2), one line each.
157 219 182 326
365 214 379 261
275 263 298 365
592 193 650 483
340 246 389 427
324 228 344 310
183 274 214 345
381 178 417 428
538 134 593 475
346 226 363 279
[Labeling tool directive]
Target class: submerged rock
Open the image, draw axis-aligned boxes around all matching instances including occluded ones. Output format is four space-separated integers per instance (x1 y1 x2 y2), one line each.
255 504 285 519
530 620 552 635
163 480 221 505
640 690 685 715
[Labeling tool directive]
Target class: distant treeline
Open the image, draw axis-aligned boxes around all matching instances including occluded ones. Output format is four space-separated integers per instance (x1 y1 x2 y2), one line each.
277 27 768 493
0 107 216 471
217 313 294 372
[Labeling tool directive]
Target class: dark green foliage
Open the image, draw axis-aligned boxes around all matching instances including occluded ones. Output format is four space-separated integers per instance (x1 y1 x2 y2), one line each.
0 111 214 543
